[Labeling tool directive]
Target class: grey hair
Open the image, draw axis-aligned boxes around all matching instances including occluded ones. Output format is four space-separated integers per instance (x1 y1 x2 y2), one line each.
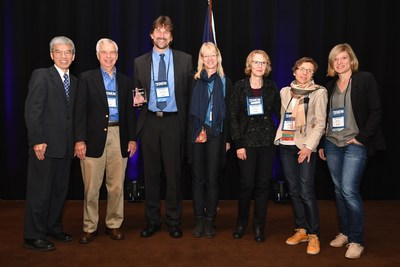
96 38 119 53
49 36 75 53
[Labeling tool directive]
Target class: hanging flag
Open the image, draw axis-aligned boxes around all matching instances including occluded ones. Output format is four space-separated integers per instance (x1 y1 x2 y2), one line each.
202 0 217 45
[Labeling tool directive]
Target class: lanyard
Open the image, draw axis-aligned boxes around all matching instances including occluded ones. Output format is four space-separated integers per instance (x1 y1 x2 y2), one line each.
330 78 351 110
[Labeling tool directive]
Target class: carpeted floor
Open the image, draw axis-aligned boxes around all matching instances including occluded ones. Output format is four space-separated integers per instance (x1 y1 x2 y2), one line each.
1 200 399 267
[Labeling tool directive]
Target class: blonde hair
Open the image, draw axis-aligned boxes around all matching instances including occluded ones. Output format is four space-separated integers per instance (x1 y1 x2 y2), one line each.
194 42 225 79
327 43 359 77
244 50 272 77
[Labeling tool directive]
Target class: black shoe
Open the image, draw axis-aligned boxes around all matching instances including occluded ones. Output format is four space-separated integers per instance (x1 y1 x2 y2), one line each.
140 224 161 238
169 225 183 238
24 239 55 251
48 232 73 242
232 225 246 239
192 217 205 238
254 228 265 243
204 219 216 238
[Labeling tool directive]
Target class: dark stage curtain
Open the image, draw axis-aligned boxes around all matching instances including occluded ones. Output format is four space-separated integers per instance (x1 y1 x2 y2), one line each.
1 0 397 200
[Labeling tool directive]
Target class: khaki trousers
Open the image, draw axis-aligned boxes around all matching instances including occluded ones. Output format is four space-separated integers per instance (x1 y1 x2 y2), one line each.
80 126 127 233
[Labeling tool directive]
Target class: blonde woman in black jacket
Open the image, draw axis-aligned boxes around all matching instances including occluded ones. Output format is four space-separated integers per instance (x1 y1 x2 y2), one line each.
318 43 385 259
230 50 281 242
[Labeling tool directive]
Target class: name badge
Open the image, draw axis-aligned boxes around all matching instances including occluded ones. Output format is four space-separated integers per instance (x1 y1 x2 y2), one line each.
155 80 170 102
331 107 346 131
106 91 117 108
282 112 295 131
247 96 264 116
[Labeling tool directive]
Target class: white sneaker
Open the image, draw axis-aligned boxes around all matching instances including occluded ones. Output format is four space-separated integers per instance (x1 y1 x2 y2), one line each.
330 233 348 247
345 243 364 259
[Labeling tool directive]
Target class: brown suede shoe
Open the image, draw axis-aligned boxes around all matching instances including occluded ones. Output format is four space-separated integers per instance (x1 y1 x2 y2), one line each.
105 228 124 240
79 230 98 244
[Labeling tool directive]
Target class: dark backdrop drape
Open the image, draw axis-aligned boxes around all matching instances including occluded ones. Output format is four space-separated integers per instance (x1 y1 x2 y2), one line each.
1 0 398 200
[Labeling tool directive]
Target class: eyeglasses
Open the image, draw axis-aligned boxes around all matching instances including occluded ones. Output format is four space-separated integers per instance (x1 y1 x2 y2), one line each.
52 50 73 57
203 54 217 59
252 61 267 67
296 67 314 74
99 50 117 56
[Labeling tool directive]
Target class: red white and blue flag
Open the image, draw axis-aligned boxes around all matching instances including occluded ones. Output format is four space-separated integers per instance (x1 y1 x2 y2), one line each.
202 0 217 45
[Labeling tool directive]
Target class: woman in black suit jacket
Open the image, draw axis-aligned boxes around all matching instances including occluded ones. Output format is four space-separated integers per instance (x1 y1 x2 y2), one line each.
230 50 281 243
318 43 385 259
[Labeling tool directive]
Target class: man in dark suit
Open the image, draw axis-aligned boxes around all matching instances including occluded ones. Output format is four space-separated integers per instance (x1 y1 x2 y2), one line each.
24 36 76 251
74 38 137 244
133 15 193 238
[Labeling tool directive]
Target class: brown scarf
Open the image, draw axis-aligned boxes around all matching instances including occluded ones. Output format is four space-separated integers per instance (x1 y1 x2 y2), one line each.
290 80 320 131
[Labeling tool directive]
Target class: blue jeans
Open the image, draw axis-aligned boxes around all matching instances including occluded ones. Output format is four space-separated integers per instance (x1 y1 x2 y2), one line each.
324 139 368 245
279 145 320 235
192 133 222 219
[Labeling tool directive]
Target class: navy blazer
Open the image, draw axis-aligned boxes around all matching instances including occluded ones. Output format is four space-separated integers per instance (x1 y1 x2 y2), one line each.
133 49 193 136
324 71 386 155
74 68 137 158
25 65 77 158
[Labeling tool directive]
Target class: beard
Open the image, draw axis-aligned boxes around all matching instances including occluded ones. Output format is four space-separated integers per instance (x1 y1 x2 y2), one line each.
153 38 171 50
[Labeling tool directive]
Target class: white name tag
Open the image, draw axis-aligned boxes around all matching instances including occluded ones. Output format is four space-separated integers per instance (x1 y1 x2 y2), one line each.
331 108 345 131
106 91 117 108
282 112 295 131
247 96 264 116
155 80 170 100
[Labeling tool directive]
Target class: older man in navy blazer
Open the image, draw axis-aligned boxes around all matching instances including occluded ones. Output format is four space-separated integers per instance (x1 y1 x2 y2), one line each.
74 38 137 244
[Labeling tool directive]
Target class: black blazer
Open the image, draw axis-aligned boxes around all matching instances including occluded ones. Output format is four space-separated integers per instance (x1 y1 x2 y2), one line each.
25 65 77 158
133 49 193 136
230 77 281 149
323 71 386 155
74 68 137 158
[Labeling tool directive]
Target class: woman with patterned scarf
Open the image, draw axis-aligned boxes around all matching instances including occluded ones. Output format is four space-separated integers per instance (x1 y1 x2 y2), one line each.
274 57 327 255
188 42 232 238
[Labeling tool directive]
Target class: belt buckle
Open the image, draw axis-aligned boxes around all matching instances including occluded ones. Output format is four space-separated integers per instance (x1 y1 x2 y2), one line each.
156 111 163 117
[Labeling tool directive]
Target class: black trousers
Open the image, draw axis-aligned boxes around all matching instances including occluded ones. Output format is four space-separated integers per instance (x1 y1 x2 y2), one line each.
139 114 183 227
191 132 222 219
236 145 275 229
24 153 71 239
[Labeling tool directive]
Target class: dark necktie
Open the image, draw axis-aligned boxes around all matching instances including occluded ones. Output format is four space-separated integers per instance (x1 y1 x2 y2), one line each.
157 54 167 110
63 73 70 102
